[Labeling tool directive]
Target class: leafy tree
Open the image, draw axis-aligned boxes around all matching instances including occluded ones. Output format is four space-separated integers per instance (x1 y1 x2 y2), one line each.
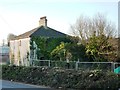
86 33 116 61
51 42 87 61
66 43 87 61
51 42 67 61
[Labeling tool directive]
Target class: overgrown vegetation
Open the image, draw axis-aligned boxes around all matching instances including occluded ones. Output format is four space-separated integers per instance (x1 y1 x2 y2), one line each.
2 65 120 89
30 36 72 60
29 14 118 62
30 36 88 61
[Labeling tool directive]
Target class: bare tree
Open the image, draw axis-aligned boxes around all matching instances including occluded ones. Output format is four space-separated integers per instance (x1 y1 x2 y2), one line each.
7 33 16 41
93 14 116 38
71 13 117 45
71 15 91 44
7 33 16 45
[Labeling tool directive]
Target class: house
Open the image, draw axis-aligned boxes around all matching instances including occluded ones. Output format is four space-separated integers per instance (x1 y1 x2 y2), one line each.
0 45 9 64
9 16 67 66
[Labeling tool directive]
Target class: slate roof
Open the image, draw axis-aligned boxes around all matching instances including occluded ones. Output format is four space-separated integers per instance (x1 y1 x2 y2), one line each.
12 26 67 40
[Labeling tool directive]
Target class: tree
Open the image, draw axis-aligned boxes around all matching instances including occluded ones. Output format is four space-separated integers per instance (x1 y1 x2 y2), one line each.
71 14 116 45
51 42 87 61
7 33 17 41
66 43 87 61
71 14 117 62
51 42 67 61
7 33 16 45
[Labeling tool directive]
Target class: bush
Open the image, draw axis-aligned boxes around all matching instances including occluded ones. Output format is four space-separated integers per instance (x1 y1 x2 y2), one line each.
2 65 120 89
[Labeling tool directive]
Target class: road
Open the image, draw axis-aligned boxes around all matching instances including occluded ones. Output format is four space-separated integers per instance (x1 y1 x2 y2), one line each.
1 80 54 90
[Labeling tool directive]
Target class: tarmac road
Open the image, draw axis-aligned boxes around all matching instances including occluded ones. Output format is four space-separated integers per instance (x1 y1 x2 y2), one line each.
1 80 54 90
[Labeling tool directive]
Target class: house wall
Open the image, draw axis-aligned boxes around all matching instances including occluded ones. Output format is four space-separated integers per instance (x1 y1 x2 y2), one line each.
9 38 30 66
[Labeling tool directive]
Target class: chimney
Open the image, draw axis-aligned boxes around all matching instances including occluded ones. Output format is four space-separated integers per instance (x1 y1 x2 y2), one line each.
39 16 47 27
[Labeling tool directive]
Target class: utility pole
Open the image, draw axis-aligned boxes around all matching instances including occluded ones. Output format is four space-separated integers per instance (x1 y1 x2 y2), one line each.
2 39 5 46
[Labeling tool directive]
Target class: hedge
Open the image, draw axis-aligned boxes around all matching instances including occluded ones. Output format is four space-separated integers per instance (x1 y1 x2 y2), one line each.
2 65 120 90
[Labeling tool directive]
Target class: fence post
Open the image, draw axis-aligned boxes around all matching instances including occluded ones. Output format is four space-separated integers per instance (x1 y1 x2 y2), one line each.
48 60 51 67
75 61 78 70
111 62 115 72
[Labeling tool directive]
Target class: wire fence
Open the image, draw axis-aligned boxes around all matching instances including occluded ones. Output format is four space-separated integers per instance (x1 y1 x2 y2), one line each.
31 59 120 72
76 62 113 71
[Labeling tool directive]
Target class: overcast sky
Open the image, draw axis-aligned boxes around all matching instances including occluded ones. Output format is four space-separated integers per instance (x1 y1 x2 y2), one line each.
0 0 118 45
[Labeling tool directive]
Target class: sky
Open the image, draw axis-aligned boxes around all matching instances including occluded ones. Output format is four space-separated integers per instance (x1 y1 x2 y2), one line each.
0 0 118 45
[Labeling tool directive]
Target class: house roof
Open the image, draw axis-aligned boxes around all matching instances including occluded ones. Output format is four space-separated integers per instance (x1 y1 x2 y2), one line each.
11 26 67 40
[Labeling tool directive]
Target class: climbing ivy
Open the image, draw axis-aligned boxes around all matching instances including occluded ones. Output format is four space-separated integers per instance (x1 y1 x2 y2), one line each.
30 36 72 60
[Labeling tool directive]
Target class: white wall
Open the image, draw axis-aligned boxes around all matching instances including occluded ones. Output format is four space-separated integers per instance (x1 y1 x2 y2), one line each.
20 38 30 66
10 38 30 66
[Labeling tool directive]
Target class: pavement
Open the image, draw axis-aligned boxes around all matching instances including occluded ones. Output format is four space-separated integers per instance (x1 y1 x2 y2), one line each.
1 80 54 90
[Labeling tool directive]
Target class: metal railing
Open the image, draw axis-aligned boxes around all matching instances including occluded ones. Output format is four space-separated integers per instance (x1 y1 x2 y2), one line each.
76 62 113 71
31 59 120 72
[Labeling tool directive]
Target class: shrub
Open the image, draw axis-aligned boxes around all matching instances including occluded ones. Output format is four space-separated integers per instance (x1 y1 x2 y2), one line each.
2 65 120 89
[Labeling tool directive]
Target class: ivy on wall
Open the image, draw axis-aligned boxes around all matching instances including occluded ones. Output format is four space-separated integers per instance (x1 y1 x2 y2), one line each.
30 36 72 60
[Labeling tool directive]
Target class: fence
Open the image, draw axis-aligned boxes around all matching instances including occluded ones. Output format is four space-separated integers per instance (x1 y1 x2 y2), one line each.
76 62 114 71
32 59 120 72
